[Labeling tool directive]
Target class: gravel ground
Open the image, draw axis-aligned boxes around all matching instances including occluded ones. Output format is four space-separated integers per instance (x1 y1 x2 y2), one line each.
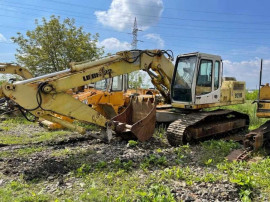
0 122 242 201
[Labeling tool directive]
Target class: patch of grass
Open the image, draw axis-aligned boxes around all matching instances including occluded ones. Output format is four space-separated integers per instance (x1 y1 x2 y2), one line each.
160 166 223 185
2 117 33 125
127 140 138 147
140 154 167 169
214 101 269 130
0 146 45 158
135 183 175 201
174 144 191 163
95 161 107 169
112 158 133 171
0 130 71 145
75 157 133 177
153 126 167 142
31 130 71 143
246 90 258 101
217 157 270 201
74 121 100 131
79 170 176 201
0 126 11 131
0 135 26 145
0 180 50 202
198 140 240 166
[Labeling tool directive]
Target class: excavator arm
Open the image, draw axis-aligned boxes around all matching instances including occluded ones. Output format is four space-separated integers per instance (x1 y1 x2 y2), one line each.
1 50 174 140
0 63 33 79
0 63 33 99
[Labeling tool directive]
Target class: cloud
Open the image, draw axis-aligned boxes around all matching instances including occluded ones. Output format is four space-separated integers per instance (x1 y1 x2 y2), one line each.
223 58 270 89
144 33 164 48
98 37 131 52
0 33 7 42
95 0 163 31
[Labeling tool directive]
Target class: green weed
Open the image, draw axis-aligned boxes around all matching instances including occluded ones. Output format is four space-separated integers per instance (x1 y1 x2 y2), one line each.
0 130 71 145
174 144 191 163
2 117 33 125
0 126 11 131
112 158 133 171
246 90 258 101
95 161 107 169
140 154 167 169
128 140 138 147
217 158 270 201
74 121 100 131
0 146 44 158
0 180 50 202
154 126 166 139
136 184 175 202
31 131 71 143
76 164 92 177
50 147 73 157
199 140 240 165
160 166 222 185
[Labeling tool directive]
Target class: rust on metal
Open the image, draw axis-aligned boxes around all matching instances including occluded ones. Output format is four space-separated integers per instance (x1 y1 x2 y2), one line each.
166 109 249 146
226 149 251 161
189 119 247 139
227 120 270 161
244 120 270 151
112 97 156 141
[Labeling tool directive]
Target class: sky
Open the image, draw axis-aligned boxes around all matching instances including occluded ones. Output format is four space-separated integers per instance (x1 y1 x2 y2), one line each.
0 0 270 89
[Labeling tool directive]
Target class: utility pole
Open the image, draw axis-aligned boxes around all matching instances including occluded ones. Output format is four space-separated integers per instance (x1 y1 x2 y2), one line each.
131 17 142 49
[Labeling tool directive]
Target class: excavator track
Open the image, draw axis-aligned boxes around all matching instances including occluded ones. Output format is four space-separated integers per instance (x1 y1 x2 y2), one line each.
166 109 249 146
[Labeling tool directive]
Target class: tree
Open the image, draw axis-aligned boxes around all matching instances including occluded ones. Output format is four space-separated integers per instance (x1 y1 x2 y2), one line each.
12 15 104 75
128 71 143 89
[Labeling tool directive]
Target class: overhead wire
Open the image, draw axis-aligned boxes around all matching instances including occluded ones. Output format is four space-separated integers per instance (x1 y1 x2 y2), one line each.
0 0 270 57
1 1 270 26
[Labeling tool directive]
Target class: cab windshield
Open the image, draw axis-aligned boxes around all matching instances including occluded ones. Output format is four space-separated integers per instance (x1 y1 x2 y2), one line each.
172 56 197 102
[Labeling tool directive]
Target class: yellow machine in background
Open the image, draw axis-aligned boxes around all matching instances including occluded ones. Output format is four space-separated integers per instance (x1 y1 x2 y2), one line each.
74 75 159 118
257 84 270 118
0 50 248 144
244 59 270 151
46 75 159 129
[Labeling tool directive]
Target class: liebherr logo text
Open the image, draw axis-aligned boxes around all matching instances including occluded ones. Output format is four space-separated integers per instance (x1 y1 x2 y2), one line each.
83 69 112 81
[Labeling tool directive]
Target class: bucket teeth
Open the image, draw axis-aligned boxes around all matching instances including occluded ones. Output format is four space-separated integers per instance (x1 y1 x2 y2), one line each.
111 97 156 142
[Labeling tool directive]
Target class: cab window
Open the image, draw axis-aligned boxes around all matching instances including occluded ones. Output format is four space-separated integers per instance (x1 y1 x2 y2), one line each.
112 76 123 91
95 79 107 90
196 60 213 95
214 61 220 90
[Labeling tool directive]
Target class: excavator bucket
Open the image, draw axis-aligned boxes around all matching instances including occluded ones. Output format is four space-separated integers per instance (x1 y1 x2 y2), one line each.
112 97 156 141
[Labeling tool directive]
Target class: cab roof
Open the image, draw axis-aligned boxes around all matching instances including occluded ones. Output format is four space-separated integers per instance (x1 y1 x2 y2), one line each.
177 52 222 61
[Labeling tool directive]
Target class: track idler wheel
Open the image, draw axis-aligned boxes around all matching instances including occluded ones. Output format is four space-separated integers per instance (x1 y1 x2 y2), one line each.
166 119 187 146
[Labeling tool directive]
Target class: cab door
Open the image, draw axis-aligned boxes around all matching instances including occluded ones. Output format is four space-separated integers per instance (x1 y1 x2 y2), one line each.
195 59 221 105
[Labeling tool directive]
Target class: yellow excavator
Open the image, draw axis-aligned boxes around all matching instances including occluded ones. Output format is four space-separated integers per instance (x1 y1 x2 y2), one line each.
0 50 249 145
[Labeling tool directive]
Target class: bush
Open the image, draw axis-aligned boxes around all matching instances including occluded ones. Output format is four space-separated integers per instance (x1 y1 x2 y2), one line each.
246 90 258 100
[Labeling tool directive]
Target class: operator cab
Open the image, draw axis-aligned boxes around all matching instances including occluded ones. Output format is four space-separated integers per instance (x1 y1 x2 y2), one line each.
171 52 222 107
94 74 128 92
